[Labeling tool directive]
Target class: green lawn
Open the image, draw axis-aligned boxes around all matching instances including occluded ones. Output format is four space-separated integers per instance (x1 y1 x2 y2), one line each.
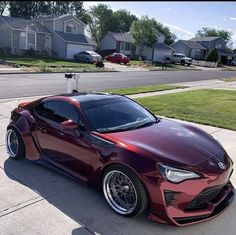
2 57 88 67
104 84 186 95
0 56 111 72
136 89 236 130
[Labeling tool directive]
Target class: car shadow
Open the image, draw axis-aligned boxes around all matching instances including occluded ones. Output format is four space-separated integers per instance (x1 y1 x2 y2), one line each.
3 158 236 235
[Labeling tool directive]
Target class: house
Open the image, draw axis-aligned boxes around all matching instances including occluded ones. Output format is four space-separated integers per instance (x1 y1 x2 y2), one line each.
100 31 173 62
0 14 96 59
37 14 96 59
0 15 52 56
190 36 234 64
171 36 234 64
100 32 134 57
170 40 206 60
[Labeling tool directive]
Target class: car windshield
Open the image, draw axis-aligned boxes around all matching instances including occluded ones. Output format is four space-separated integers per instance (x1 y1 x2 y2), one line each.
80 98 157 133
88 51 99 56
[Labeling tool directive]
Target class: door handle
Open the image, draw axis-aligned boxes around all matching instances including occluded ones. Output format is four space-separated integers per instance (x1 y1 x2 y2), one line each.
38 127 47 134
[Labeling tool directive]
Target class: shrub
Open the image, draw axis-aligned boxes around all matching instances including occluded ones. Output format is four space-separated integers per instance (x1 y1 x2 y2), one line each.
206 48 219 62
0 47 11 56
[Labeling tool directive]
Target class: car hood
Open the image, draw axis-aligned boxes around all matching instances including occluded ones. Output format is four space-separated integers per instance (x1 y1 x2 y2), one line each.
184 57 192 60
101 119 230 172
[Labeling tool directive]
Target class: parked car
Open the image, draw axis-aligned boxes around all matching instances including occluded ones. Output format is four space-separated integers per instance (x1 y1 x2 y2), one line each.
231 60 236 65
105 53 129 65
5 92 234 226
74 51 102 63
170 53 192 66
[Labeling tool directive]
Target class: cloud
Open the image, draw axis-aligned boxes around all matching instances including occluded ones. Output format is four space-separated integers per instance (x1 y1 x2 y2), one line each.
230 17 236 21
164 23 194 40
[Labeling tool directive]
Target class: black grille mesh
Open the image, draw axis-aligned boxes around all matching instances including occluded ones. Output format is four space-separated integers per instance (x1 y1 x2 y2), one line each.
185 184 227 211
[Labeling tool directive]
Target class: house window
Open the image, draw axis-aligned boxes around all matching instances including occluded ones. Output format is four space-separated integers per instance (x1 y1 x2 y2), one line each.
27 32 36 50
215 41 222 49
125 43 131 51
65 23 76 34
28 32 36 45
66 25 72 33
19 32 26 50
120 42 125 50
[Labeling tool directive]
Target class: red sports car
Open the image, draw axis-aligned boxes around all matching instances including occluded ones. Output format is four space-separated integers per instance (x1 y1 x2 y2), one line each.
6 92 234 226
105 53 130 65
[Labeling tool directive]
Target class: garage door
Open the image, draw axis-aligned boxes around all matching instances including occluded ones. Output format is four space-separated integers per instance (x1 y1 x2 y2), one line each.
153 49 173 62
66 43 94 59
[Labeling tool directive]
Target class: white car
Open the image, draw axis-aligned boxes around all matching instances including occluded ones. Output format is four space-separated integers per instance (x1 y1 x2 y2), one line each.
74 51 102 63
170 53 192 66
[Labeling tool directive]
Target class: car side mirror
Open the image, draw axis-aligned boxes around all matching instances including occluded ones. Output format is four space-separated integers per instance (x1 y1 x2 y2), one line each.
61 120 78 131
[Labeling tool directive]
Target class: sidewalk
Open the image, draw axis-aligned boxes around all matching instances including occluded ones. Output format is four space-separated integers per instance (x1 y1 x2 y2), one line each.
129 78 236 99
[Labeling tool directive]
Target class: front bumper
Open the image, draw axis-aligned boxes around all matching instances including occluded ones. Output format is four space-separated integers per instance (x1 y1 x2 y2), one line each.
145 167 234 226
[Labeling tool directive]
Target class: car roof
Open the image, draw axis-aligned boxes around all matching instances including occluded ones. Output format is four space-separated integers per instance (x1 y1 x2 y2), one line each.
173 53 184 55
44 92 125 104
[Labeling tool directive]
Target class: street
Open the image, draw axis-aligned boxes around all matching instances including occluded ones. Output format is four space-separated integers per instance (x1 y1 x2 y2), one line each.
0 70 236 99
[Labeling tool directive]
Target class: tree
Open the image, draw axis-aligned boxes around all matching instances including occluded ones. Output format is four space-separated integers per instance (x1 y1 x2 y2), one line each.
196 27 233 47
86 4 114 50
0 1 9 15
9 1 86 20
130 16 159 59
112 9 137 33
206 48 219 62
156 23 176 45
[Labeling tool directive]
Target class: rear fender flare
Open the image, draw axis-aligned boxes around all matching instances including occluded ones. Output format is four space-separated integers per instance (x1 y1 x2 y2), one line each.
9 112 40 160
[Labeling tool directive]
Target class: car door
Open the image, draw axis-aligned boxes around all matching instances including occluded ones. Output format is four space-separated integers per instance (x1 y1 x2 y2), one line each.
35 100 97 181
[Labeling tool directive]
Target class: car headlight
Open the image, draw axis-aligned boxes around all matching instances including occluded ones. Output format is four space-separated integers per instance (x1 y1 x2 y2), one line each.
159 164 200 183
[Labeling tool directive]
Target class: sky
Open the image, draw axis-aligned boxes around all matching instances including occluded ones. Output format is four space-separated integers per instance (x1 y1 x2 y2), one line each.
83 1 236 46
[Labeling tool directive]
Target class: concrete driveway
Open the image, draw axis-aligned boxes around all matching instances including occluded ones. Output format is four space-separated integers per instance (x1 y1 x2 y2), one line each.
0 97 236 235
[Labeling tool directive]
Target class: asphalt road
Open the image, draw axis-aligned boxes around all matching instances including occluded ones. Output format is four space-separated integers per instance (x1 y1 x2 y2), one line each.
0 70 236 99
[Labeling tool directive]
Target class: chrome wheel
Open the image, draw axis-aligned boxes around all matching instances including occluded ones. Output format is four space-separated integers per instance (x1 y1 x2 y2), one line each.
103 170 137 215
6 129 19 158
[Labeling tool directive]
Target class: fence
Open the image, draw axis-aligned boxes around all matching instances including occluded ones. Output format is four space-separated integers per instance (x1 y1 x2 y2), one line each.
192 60 218 68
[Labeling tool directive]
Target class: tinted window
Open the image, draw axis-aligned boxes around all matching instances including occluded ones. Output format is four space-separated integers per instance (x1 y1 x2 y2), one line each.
80 98 156 133
35 102 47 117
45 101 79 124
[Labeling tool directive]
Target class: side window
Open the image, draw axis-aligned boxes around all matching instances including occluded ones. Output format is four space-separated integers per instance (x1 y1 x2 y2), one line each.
45 101 79 124
35 102 47 117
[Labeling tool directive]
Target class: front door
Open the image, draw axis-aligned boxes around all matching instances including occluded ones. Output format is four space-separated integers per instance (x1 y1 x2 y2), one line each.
45 35 51 55
35 100 98 181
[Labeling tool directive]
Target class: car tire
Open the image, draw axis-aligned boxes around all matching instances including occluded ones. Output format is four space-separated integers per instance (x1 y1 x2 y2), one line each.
187 63 191 67
181 60 185 66
103 164 148 217
6 127 25 160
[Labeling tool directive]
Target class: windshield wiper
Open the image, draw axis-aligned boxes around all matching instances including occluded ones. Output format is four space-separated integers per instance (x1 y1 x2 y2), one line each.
98 118 160 133
129 120 158 130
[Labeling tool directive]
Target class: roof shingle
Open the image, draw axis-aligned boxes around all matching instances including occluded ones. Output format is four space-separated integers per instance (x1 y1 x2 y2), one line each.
181 40 206 49
0 16 51 33
189 36 221 42
55 31 95 45
154 42 174 50
109 32 132 42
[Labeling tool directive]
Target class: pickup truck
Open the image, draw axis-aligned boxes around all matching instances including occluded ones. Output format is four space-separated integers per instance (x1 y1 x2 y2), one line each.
170 53 192 66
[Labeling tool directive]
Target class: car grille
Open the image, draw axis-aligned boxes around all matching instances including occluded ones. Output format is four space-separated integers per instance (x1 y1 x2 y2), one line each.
185 184 228 211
